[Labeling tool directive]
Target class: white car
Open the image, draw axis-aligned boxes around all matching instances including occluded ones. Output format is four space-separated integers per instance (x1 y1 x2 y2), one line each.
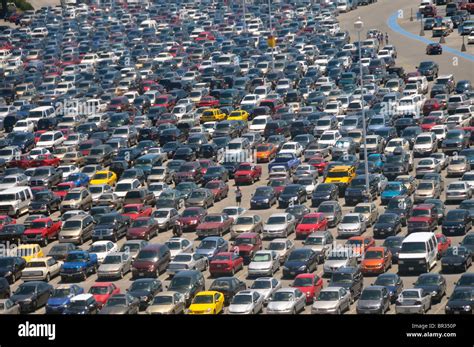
279 142 304 157
248 250 280 277
88 241 118 264
318 130 342 148
221 206 247 224
12 119 35 132
36 131 65 148
384 138 410 155
240 94 260 107
21 257 62 282
57 165 80 180
249 116 271 133
164 237 194 260
29 147 50 159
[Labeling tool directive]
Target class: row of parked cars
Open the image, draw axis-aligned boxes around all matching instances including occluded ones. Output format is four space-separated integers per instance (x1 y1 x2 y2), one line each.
0 0 473 315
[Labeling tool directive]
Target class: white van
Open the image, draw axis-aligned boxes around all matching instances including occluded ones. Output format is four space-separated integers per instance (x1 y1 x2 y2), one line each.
28 106 55 123
0 187 33 217
398 232 438 274
139 19 157 31
249 115 272 133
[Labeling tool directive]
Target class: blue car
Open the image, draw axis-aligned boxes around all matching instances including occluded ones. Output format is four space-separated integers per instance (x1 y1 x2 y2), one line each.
373 273 404 303
45 284 84 314
250 186 277 209
195 237 228 259
381 182 408 205
66 172 90 187
368 153 385 170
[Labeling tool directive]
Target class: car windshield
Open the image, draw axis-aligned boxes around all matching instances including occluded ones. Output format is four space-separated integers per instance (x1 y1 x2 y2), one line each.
375 276 397 286
445 247 468 256
288 251 309 261
451 290 472 301
267 216 286 224
231 294 252 305
105 297 127 307
416 275 440 285
449 183 466 190
51 288 72 298
204 215 223 223
235 237 255 245
193 295 214 304
272 292 294 302
418 182 434 190
103 255 122 264
198 240 217 249
14 285 36 295
342 216 360 224
253 253 271 262
364 250 383 259
401 242 426 253
360 289 382 300
401 290 420 299
152 296 173 305
318 291 339 301
212 254 231 261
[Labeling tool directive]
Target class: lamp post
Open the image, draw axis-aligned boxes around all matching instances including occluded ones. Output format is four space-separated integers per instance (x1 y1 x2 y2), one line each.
242 0 247 33
461 34 466 52
354 17 371 202
268 0 275 70
420 13 425 36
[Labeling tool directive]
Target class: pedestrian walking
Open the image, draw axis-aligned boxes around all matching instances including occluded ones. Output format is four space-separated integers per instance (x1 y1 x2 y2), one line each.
235 186 242 207
385 32 389 44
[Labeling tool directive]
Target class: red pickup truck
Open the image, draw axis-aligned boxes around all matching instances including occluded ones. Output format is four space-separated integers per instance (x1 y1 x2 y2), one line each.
234 162 262 185
407 204 438 234
22 217 62 246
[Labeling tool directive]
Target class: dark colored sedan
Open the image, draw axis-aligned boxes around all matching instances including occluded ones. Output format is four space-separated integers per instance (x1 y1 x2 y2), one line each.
127 279 163 310
426 43 442 55
311 183 339 207
283 248 318 278
441 246 472 273
414 273 447 303
11 281 53 313
209 277 247 305
373 273 404 303
445 286 474 314
250 186 277 209
373 213 402 238
382 236 405 264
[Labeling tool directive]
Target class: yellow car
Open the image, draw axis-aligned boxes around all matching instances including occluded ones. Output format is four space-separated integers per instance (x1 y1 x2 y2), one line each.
227 110 249 121
200 109 227 123
15 244 44 262
187 291 225 315
89 170 117 186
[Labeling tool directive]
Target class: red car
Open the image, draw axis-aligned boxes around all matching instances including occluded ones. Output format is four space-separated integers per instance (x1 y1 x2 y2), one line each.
176 207 208 233
31 154 60 168
436 233 451 259
141 80 160 92
234 162 262 185
231 232 263 261
307 156 329 174
420 116 442 131
23 217 62 246
198 159 217 175
154 94 176 110
53 182 75 200
209 252 244 277
196 213 234 238
197 96 219 108
0 216 16 231
423 98 443 116
267 178 292 196
345 236 376 259
204 180 229 201
295 213 328 239
8 155 34 169
88 282 120 308
126 217 159 241
195 31 216 42
122 204 153 220
293 273 324 304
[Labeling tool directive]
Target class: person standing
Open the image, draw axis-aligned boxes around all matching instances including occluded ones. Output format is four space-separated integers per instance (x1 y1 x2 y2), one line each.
235 186 242 207
385 32 389 45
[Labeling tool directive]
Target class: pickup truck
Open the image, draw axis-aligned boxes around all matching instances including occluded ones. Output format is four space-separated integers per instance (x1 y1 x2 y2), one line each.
60 250 98 282
234 162 262 184
268 153 301 173
407 204 438 234
22 217 62 246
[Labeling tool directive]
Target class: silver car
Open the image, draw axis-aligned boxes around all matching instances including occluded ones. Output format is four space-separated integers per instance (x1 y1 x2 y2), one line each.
356 286 391 314
266 238 295 264
262 213 296 239
337 213 367 238
446 181 472 203
395 288 432 314
415 158 441 178
248 250 280 277
303 231 334 263
97 252 132 279
266 288 306 314
165 237 194 260
250 277 282 305
447 156 470 177
166 252 208 276
228 290 265 315
323 248 358 276
311 287 351 314
414 180 441 203
0 299 20 314
152 208 179 231
120 240 148 260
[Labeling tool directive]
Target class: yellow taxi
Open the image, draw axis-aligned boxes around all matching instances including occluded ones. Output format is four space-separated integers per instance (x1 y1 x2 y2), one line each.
15 244 44 262
200 109 227 123
227 110 250 122
186 291 225 315
89 170 118 186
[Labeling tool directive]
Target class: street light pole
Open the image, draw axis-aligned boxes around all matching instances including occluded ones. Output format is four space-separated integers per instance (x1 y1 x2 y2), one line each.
268 0 275 70
242 0 247 33
420 13 425 36
354 17 371 202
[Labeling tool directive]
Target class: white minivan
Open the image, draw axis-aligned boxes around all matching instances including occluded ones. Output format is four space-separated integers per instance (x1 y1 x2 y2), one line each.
0 186 33 217
398 232 438 274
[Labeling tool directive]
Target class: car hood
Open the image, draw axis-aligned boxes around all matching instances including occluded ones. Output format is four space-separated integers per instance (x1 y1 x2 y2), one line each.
267 301 294 311
187 198 206 204
264 224 287 231
99 306 129 314
284 260 306 269
324 259 348 268
358 299 382 307
127 227 148 234
147 304 175 314
312 301 339 310
249 261 272 270
99 264 122 272
129 290 151 298
233 225 254 233
24 228 46 235
229 303 254 313
47 297 70 306
374 222 396 229
62 261 87 269
339 222 360 229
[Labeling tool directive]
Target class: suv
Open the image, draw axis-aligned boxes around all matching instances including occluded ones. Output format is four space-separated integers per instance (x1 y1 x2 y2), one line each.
323 165 356 196
344 174 379 205
60 187 93 213
131 244 171 279
328 267 364 302
407 204 438 234
123 189 156 206
58 215 95 245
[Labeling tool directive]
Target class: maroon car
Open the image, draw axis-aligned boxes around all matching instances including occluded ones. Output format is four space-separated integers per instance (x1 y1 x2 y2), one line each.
173 162 203 184
231 232 263 262
196 213 234 238
126 217 160 241
176 207 207 233
204 180 229 201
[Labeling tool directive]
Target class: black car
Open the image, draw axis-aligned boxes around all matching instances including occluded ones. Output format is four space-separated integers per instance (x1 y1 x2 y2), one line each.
441 246 473 273
209 277 247 305
28 190 61 215
127 278 163 310
426 43 442 55
344 174 379 205
461 233 474 254
0 224 26 244
92 213 130 242
0 256 26 284
109 160 129 179
373 273 404 303
417 61 439 81
0 276 10 299
173 146 196 161
328 266 364 302
373 213 402 238
250 186 277 209
278 184 307 208
442 209 472 236
9 132 35 153
11 281 53 313
199 143 220 160
311 183 339 207
47 243 79 261
285 205 311 225
445 286 474 314
382 236 405 264
455 273 474 289
121 168 146 185
63 294 99 315
414 273 447 303
282 248 318 278
442 129 469 154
